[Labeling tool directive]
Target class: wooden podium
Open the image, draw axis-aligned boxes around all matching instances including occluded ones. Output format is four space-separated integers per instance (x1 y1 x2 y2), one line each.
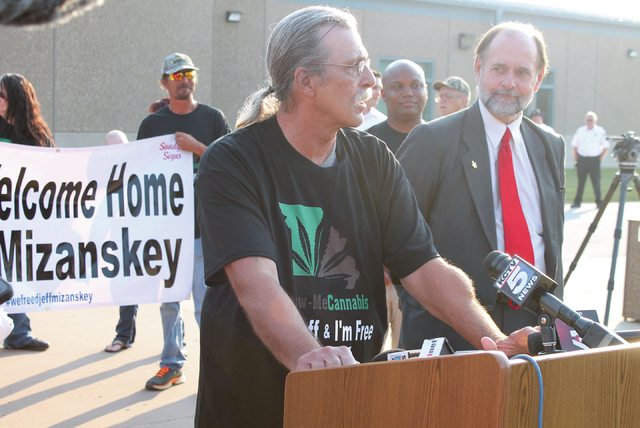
284 344 640 427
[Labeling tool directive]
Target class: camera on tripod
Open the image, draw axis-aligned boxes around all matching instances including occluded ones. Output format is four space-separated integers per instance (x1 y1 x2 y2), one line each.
609 131 640 165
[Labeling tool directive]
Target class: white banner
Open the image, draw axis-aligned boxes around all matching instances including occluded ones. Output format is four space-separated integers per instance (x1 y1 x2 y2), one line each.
0 135 194 313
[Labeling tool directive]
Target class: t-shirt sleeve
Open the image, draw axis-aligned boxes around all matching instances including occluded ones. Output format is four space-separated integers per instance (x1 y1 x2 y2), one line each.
372 137 439 279
195 138 277 286
208 108 231 144
218 110 231 136
136 116 150 140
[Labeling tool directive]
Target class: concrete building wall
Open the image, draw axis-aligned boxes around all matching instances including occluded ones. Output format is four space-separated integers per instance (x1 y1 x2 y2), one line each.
0 0 638 152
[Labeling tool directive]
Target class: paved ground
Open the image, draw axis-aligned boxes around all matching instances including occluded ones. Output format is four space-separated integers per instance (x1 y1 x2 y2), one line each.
2 201 640 427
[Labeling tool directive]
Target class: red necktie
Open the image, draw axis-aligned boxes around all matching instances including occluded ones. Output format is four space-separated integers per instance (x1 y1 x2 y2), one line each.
498 128 534 265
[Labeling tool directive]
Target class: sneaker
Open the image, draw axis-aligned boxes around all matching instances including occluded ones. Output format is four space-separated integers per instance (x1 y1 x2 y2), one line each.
145 366 185 391
5 337 49 351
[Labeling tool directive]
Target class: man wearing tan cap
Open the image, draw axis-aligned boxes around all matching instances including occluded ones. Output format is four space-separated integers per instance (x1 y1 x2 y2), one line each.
104 52 230 392
433 75 470 117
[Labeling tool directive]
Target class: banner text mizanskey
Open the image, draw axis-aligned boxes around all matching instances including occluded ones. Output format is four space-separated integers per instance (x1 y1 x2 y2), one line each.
0 163 186 288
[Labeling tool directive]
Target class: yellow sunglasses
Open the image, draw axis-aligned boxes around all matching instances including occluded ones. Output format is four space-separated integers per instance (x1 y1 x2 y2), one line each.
167 70 196 81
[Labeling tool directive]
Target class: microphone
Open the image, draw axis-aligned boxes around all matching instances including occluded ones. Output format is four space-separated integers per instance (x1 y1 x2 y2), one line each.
370 338 455 362
527 332 544 355
419 337 454 357
484 251 627 349
370 349 420 362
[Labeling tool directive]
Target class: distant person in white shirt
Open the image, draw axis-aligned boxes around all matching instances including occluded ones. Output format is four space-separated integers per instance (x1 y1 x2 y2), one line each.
356 69 386 130
571 111 609 208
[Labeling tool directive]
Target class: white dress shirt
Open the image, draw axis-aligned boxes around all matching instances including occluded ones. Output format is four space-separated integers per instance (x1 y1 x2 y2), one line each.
357 107 387 131
571 125 609 157
479 101 546 273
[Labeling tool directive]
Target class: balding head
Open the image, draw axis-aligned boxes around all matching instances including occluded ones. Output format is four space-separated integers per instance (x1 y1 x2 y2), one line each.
475 21 548 76
104 130 128 146
380 59 427 131
382 60 426 87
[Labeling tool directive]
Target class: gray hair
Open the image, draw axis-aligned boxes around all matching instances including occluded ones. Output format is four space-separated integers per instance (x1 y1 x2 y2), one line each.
236 6 357 129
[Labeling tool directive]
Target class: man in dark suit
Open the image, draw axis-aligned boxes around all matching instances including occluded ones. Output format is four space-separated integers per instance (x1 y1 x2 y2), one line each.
397 21 565 351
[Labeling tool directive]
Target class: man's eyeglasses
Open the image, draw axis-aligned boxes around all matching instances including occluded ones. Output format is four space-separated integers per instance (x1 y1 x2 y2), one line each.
317 58 371 77
435 93 464 103
167 70 196 81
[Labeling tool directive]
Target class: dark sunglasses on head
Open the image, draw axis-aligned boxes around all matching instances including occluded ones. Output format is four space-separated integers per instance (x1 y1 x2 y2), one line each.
167 70 196 81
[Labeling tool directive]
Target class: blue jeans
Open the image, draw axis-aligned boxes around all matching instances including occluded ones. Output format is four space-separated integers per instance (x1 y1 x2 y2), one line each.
113 305 137 346
111 239 206 370
4 313 34 348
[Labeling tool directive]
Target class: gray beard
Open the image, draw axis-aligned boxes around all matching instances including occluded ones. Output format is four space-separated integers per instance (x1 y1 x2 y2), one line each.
479 87 533 119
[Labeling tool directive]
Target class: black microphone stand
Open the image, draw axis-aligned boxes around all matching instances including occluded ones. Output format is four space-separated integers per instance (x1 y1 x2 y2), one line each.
537 313 561 354
564 151 640 325
538 292 626 348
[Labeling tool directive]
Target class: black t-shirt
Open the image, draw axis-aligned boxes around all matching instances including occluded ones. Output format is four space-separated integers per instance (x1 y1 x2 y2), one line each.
366 120 408 154
195 116 438 427
137 103 230 237
137 103 230 170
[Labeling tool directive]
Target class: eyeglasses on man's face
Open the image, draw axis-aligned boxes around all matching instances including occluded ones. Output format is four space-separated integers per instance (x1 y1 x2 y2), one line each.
317 58 371 77
167 70 197 81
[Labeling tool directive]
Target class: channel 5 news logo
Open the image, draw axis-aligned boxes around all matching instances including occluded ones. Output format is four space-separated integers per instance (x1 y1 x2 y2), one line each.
495 256 538 304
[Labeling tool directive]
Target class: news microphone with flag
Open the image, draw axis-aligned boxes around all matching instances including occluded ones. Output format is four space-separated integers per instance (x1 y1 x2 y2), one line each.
484 251 627 349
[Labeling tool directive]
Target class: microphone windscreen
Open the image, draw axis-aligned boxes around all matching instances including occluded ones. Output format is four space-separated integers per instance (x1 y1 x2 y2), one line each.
527 332 544 355
483 251 511 280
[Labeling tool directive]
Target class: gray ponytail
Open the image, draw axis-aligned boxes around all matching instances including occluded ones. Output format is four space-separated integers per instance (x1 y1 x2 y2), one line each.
235 6 356 129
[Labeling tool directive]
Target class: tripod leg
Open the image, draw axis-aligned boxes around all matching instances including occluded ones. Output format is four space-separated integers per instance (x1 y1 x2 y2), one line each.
633 174 640 200
604 173 634 325
564 174 620 284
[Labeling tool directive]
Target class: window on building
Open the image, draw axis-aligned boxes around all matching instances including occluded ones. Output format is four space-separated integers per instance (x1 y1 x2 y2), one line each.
376 59 435 121
527 71 555 127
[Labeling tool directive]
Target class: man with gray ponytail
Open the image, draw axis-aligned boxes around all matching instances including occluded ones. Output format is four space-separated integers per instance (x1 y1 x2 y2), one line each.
195 6 533 427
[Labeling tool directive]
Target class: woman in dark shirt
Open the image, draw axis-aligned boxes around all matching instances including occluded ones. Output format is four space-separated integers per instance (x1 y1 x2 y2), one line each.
0 73 54 147
0 73 53 351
